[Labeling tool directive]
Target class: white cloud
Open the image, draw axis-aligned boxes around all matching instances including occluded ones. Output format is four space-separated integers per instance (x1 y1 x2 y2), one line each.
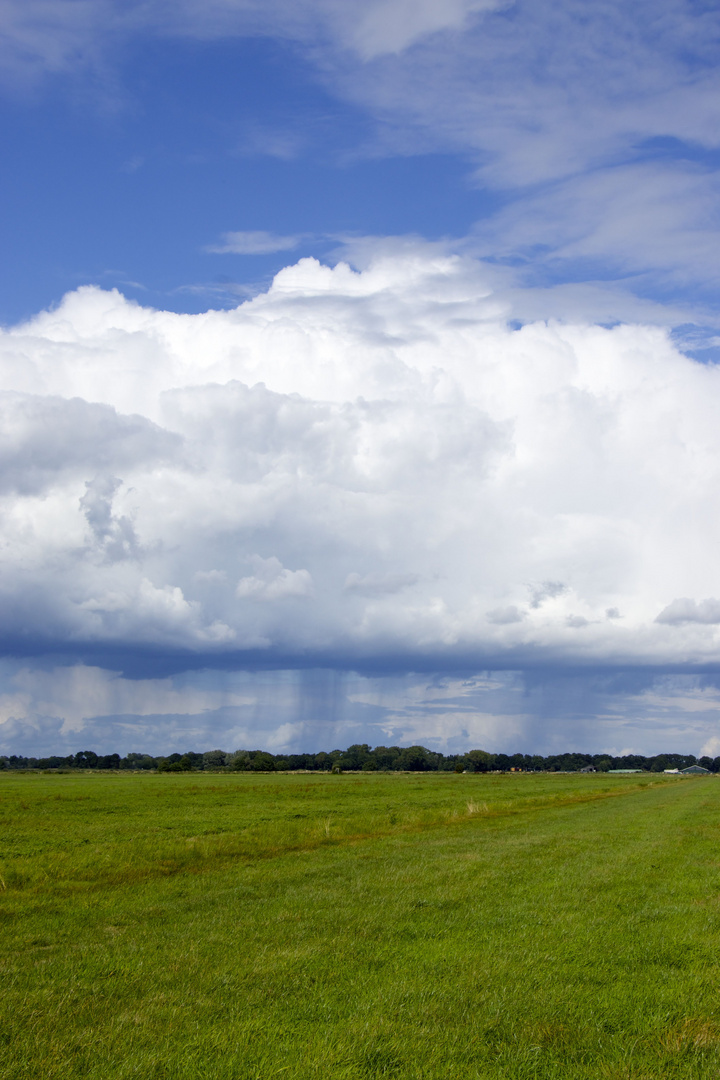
80 475 139 561
344 571 419 595
1 247 720 672
0 392 177 495
529 581 567 610
486 606 524 625
236 556 313 601
206 231 303 255
701 735 720 758
656 598 720 626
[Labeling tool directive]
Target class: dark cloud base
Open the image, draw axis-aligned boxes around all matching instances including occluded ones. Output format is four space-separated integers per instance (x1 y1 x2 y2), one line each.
4 637 720 681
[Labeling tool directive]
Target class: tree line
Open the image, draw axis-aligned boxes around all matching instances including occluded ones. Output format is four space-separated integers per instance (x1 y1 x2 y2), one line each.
0 745 717 773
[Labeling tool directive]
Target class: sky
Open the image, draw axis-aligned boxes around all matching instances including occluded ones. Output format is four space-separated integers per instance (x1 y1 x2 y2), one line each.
2 0 720 758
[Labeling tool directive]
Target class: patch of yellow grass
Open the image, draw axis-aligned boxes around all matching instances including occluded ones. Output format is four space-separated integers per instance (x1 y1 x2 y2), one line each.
659 1017 720 1052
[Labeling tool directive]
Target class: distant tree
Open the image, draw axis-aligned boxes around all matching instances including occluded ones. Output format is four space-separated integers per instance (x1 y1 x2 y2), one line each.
371 746 401 770
338 744 372 770
74 750 98 768
465 750 494 772
124 753 157 770
650 753 687 772
97 754 121 769
6 741 715 775
202 750 227 769
286 754 313 770
437 755 458 771
156 753 183 772
616 755 650 770
396 746 437 772
38 755 74 769
249 752 276 772
156 753 193 772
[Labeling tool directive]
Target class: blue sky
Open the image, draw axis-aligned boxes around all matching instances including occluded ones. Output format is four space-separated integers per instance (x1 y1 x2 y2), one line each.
0 25 493 321
2 0 720 758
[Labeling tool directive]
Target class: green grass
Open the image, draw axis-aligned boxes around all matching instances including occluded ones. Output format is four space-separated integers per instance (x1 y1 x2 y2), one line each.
2 770 720 1078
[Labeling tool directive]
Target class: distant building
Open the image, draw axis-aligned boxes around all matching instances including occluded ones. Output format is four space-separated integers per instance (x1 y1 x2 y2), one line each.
663 768 680 774
681 765 710 775
608 769 643 773
580 765 597 772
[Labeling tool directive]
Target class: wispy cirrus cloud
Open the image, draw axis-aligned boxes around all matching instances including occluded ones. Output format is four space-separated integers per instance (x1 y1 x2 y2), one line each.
206 230 304 255
318 1 720 302
4 1 720 310
330 0 720 184
0 0 503 88
466 161 720 303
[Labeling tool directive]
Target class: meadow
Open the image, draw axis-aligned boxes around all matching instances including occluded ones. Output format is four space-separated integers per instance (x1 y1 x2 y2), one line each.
1 769 719 1079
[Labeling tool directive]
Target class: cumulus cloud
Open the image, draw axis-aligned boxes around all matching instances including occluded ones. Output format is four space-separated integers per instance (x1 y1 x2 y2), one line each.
529 581 567 610
0 392 178 495
344 571 420 595
80 476 140 561
656 598 720 626
486 606 524 625
236 556 314 601
1 246 720 674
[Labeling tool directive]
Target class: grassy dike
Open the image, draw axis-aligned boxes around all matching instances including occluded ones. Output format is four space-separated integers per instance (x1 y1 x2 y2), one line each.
1 771 719 1078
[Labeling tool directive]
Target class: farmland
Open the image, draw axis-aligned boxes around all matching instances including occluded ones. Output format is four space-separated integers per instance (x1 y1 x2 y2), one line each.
1 770 719 1078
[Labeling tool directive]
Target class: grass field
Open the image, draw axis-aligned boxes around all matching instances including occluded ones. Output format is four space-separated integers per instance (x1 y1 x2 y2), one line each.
2 770 720 1079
